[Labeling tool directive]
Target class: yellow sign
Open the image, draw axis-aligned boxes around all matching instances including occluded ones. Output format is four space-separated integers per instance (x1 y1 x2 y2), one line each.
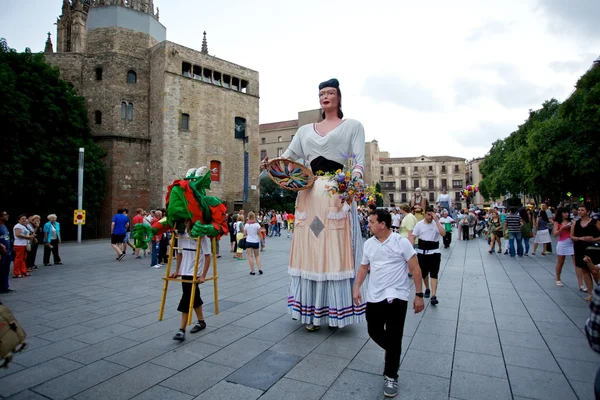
74 210 86 225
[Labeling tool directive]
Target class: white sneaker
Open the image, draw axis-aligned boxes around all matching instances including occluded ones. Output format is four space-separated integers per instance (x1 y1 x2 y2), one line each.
152 264 162 269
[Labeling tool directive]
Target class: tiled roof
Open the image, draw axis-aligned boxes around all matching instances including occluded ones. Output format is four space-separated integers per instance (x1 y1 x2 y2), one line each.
259 120 298 131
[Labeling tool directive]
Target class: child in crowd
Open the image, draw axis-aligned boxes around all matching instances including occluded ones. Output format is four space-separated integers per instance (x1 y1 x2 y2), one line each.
259 222 267 251
170 219 210 341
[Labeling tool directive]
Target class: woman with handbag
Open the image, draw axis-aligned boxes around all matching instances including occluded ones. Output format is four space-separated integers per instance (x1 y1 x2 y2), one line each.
488 211 503 254
243 212 262 275
26 215 42 271
520 208 533 256
235 215 245 260
571 203 600 300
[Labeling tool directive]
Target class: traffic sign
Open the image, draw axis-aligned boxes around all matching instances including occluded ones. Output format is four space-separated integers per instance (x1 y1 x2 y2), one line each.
74 210 86 225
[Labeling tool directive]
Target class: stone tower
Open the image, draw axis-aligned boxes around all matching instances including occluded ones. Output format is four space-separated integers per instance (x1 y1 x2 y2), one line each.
56 0 89 53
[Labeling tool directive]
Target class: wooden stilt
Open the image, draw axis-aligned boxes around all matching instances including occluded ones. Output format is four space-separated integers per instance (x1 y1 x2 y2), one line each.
187 236 202 326
158 227 177 321
212 237 219 315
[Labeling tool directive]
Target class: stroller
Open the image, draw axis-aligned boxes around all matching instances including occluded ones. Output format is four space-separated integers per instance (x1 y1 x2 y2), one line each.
474 220 486 238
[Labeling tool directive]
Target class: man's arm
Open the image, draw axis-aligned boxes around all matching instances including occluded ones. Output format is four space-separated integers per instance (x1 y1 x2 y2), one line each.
111 222 115 235
198 254 211 283
352 263 369 305
433 214 445 236
170 252 183 278
407 255 424 313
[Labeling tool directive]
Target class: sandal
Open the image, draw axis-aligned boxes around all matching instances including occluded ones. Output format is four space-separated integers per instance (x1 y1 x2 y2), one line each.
541 252 547 256
556 281 563 287
12 275 22 278
585 295 593 302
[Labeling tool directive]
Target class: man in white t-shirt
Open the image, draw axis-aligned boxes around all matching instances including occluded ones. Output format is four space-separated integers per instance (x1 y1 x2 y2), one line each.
353 209 424 398
410 206 446 306
170 220 211 341
391 210 402 233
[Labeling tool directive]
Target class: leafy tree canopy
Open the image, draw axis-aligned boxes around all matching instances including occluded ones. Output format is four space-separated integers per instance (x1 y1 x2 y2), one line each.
259 172 297 212
0 39 106 239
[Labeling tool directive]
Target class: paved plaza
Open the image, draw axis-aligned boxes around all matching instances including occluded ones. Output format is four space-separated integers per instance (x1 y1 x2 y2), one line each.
0 232 599 400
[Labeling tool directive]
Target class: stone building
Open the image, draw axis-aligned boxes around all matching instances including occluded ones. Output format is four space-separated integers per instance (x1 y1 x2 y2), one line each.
45 0 260 236
466 157 485 207
258 109 321 161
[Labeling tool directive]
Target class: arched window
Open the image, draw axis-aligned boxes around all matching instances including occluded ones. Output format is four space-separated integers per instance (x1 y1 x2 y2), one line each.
94 110 102 124
127 70 137 84
127 103 134 121
121 102 127 120
95 67 103 80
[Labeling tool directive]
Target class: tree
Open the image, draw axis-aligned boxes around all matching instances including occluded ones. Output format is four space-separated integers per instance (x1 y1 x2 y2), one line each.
0 39 106 239
375 182 384 207
259 172 296 212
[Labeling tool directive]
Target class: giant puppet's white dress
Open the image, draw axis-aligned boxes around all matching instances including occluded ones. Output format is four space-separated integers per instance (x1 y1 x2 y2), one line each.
282 119 367 328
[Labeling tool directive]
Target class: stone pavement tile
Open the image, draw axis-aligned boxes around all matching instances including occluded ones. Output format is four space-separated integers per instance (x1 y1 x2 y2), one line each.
331 322 370 339
150 340 222 371
450 370 511 400
105 333 185 367
452 350 506 379
118 316 183 343
161 361 234 396
543 334 600 363
569 379 596 400
0 361 25 379
525 299 567 310
24 336 53 351
3 389 50 400
257 378 327 400
120 312 168 329
260 301 289 315
270 328 333 357
36 324 94 342
193 380 263 400
455 333 502 356
230 310 283 330
507 365 578 400
16 339 88 367
491 302 530 317
490 293 526 305
498 329 548 350
202 310 246 329
458 309 495 323
494 314 539 334
535 320 584 338
416 317 457 337
400 348 453 379
32 359 127 400
202 300 244 314
560 305 592 319
320 369 383 400
80 310 141 329
21 324 56 338
196 324 255 347
204 337 273 369
226 350 302 391
73 362 177 400
131 386 193 400
457 321 498 338
556 357 600 384
93 301 138 316
502 345 561 373
424 306 458 321
71 323 137 345
528 308 573 324
0 357 83 398
396 370 450 400
247 320 301 343
312 334 367 360
347 345 385 375
63 336 140 365
285 352 349 387
409 332 455 355
40 312 105 329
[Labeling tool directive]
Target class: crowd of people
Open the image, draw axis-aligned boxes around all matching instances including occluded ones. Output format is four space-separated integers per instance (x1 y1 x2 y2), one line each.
0 211 63 294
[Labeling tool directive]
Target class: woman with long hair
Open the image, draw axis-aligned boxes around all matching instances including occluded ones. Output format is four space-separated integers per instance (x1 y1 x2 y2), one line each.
533 210 551 255
519 208 533 256
243 212 263 275
228 214 236 253
554 207 576 287
266 78 366 331
488 211 503 254
26 215 43 270
235 215 245 260
571 203 600 300
13 214 33 278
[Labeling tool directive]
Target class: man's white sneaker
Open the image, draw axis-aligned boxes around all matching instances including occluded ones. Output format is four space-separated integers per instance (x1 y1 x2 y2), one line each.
152 264 162 268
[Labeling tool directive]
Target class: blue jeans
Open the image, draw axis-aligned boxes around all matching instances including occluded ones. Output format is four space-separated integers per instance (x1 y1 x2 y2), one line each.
151 240 159 266
508 232 523 257
522 237 530 255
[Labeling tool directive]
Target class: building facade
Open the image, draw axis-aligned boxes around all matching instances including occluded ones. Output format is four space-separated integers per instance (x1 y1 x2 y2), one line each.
466 157 486 207
258 109 321 161
45 0 260 236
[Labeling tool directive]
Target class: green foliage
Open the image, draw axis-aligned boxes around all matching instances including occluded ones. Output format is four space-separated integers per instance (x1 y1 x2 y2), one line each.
0 39 106 238
259 172 296 212
375 182 384 207
479 66 600 205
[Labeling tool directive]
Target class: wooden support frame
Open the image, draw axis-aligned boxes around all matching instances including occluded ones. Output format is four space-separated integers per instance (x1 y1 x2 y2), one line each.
158 229 220 324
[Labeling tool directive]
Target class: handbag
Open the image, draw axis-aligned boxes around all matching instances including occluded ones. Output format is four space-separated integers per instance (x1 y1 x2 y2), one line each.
0 303 27 368
238 238 247 250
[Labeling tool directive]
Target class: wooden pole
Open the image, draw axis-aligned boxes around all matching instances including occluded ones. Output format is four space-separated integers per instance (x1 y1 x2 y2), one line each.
158 227 177 321
212 237 219 315
187 236 202 326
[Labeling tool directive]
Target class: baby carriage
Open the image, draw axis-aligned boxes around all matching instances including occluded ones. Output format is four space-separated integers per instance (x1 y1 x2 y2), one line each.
474 220 486 238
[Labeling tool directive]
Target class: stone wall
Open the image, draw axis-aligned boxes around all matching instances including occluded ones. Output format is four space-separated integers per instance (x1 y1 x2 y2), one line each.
148 42 167 209
87 27 159 58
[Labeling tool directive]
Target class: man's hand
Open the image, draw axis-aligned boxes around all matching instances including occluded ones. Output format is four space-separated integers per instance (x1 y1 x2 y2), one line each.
197 276 206 284
414 296 424 313
169 271 180 279
352 286 362 306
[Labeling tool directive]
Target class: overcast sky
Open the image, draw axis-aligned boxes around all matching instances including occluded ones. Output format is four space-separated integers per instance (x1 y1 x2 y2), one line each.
2 0 599 159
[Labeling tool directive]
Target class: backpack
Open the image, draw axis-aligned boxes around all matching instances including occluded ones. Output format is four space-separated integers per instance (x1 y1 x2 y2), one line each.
0 303 27 368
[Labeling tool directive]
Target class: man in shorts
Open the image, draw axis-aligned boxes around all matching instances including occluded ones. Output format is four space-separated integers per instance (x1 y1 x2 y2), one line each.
410 206 446 305
122 209 135 255
111 208 129 261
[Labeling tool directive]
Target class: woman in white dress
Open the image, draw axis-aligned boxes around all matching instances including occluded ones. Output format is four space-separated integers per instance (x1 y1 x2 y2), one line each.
276 78 366 331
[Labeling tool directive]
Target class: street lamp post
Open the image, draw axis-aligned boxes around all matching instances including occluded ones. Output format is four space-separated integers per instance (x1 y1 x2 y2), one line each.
77 148 84 244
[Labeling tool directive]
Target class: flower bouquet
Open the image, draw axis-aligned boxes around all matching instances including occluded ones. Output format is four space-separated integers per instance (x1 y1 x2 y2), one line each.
320 153 379 203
